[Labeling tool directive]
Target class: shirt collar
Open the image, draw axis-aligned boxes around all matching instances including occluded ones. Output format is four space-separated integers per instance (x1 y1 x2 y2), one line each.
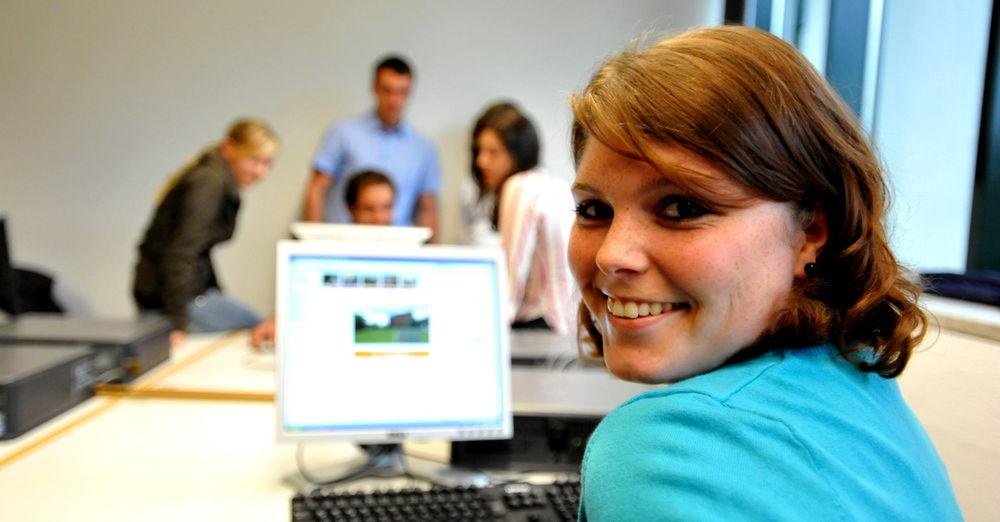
366 112 409 135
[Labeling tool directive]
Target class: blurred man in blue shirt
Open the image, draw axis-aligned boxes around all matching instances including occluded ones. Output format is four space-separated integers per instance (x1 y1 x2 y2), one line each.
303 56 441 239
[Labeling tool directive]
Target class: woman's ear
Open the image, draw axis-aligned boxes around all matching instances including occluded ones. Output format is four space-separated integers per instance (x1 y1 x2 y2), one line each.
794 206 828 278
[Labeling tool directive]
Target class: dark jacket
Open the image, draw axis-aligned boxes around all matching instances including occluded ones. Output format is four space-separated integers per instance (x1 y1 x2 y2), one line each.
132 148 240 330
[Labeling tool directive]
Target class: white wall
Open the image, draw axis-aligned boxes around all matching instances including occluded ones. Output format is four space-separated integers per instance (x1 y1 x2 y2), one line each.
0 1 722 317
874 1 991 272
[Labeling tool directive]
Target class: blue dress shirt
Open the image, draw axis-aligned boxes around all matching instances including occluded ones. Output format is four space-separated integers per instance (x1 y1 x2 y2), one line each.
312 113 441 225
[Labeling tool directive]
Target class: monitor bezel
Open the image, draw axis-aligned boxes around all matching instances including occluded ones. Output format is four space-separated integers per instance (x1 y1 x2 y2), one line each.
289 221 432 245
274 240 513 444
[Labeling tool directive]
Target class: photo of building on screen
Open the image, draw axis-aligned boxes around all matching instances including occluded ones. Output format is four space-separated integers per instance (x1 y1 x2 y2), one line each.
354 306 430 344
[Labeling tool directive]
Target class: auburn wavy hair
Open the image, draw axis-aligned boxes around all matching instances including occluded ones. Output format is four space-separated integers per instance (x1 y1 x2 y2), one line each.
570 26 925 377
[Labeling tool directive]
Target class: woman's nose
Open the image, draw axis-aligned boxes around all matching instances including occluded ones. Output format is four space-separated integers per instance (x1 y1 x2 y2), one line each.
594 215 650 277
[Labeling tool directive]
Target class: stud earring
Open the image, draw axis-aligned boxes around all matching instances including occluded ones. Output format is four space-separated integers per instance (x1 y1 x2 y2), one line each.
804 262 818 276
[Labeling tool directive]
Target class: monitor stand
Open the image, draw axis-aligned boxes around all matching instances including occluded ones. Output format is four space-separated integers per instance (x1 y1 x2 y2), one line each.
285 443 490 492
345 444 423 482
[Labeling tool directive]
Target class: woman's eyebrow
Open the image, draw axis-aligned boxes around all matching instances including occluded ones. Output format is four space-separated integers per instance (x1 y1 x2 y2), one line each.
571 182 601 195
636 176 683 194
573 178 687 197
650 165 758 204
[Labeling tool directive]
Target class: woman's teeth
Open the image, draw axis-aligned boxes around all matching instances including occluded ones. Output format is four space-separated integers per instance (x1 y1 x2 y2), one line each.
606 298 680 319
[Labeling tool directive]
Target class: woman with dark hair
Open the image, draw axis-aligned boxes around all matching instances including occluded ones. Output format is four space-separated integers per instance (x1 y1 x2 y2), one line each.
569 26 959 519
461 102 577 335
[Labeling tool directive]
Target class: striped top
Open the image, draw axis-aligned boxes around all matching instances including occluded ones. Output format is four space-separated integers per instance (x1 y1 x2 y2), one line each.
461 169 579 335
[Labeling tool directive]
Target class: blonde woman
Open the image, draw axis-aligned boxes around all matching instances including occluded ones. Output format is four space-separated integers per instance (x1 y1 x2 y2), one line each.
133 118 278 346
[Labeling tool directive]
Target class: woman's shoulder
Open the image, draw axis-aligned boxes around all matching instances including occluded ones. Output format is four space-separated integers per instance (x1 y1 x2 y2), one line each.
617 347 798 406
508 167 569 185
591 351 811 467
166 149 237 205
582 366 846 519
187 151 230 185
589 345 881 479
504 168 572 202
581 349 852 519
583 345 960 520
616 345 894 420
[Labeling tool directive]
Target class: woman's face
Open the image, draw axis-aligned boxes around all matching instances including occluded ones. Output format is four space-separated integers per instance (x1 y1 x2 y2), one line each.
229 153 273 188
221 140 274 188
475 128 516 192
569 139 813 384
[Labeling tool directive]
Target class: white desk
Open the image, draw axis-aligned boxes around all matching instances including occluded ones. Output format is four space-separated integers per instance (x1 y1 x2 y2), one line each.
0 329 619 521
897 329 1000 520
0 398 293 520
922 294 1000 342
0 326 997 520
0 332 293 521
0 331 416 521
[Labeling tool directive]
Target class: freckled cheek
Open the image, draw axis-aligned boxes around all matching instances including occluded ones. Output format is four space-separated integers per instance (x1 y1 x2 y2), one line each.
708 241 795 329
722 276 791 345
656 240 735 296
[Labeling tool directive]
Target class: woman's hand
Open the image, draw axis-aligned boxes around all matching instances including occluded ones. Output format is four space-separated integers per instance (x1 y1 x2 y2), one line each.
250 317 275 350
169 329 187 348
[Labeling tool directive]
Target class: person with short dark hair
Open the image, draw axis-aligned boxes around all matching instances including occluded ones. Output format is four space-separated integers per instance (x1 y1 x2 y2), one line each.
344 170 395 226
569 26 959 519
303 55 440 238
133 119 278 347
461 101 576 335
250 169 398 349
371 56 411 79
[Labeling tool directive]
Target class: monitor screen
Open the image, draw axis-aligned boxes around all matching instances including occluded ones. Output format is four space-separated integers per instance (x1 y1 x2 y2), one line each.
276 240 512 444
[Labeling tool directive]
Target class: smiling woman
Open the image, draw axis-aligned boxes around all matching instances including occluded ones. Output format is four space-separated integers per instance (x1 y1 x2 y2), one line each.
571 139 813 384
570 26 961 520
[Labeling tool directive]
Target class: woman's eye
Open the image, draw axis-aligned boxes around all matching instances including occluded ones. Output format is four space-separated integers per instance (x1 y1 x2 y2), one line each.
658 197 710 221
574 200 612 221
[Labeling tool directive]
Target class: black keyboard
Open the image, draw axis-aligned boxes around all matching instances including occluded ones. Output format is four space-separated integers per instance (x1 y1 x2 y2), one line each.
291 477 581 521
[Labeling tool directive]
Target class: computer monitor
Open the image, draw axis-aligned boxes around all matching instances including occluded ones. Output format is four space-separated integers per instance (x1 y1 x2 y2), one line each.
289 222 432 245
275 240 513 449
0 216 21 316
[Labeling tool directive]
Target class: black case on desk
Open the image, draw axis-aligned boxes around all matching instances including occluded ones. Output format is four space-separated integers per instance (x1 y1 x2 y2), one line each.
451 414 598 471
0 345 95 440
452 368 656 472
0 314 171 383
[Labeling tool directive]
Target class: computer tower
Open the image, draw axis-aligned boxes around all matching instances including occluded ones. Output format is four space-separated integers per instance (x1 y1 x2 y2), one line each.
450 414 600 471
451 367 655 472
0 345 95 440
0 314 171 383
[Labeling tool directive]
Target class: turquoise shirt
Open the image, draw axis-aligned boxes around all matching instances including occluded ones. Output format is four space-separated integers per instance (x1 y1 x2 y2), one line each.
580 345 961 520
